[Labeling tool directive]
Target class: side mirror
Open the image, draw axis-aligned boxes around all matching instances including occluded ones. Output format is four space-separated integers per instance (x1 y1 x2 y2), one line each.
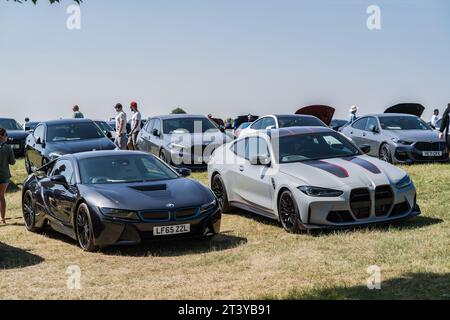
36 137 42 145
360 144 371 154
175 167 191 177
249 155 271 166
50 175 67 185
152 129 160 137
371 125 379 133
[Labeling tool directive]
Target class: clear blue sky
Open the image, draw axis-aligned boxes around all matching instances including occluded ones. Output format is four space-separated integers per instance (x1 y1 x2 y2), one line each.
0 0 449 122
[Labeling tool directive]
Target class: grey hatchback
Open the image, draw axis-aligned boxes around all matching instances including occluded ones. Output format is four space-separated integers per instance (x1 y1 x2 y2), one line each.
340 104 449 164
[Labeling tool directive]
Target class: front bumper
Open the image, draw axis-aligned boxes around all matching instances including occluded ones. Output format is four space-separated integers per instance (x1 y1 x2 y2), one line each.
292 183 420 229
393 143 449 164
90 206 222 247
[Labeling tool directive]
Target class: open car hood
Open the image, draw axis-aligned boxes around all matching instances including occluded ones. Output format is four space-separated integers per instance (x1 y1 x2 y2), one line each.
385 103 425 117
235 115 259 128
295 105 335 126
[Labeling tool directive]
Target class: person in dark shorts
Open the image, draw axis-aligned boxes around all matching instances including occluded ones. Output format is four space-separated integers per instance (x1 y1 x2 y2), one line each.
0 128 16 224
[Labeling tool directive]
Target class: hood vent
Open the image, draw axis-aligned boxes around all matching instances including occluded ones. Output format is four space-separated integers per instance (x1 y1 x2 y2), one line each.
130 184 167 192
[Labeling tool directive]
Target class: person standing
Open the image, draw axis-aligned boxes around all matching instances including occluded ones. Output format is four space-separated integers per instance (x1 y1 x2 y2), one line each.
129 101 142 150
114 103 127 150
23 117 30 130
0 128 16 224
72 105 84 119
430 109 440 128
439 104 450 148
349 105 358 123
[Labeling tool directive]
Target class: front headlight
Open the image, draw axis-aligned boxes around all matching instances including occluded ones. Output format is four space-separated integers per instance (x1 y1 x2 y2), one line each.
298 186 344 197
200 199 217 213
392 138 413 145
99 208 140 221
396 175 412 189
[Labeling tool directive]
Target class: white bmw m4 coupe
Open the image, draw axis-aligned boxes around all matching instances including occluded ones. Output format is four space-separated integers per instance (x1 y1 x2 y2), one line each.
208 127 421 232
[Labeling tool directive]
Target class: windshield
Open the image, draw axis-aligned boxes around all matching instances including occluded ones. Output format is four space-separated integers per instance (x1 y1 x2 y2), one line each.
47 122 105 142
79 154 179 184
163 118 219 134
278 116 326 128
95 121 113 132
379 116 431 131
0 119 23 131
277 132 360 163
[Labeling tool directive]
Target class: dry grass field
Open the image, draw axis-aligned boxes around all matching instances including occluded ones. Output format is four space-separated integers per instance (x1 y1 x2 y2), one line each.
0 159 449 299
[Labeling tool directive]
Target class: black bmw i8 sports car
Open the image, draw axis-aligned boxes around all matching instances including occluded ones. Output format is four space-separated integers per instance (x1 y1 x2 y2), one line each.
22 151 221 251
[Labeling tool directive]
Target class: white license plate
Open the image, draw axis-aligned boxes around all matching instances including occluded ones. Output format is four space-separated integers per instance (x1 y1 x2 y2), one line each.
153 224 190 236
422 151 442 157
11 144 20 149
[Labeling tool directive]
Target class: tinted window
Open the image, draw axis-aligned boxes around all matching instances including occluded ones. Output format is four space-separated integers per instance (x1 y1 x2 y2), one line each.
261 117 276 129
162 118 218 134
153 118 162 133
33 124 45 141
0 119 23 131
46 122 105 142
145 119 154 132
232 138 247 159
251 119 265 130
365 117 379 132
277 116 325 128
79 155 178 184
352 118 368 130
277 132 360 163
95 121 113 132
51 160 74 185
379 116 431 130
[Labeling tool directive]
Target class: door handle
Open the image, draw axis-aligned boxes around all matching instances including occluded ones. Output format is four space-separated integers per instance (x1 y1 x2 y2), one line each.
239 165 244 172
350 131 353 135
363 133 366 137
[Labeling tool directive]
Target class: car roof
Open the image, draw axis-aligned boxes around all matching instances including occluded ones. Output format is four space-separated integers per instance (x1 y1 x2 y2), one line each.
64 150 149 161
362 113 419 118
149 114 209 120
42 118 94 125
0 118 17 121
258 114 319 119
243 126 334 138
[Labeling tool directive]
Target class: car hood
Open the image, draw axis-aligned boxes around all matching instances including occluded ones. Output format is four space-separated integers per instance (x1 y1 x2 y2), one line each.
165 131 231 147
7 130 29 141
385 129 440 142
79 178 214 211
278 155 406 189
385 103 425 117
295 105 335 126
46 138 116 155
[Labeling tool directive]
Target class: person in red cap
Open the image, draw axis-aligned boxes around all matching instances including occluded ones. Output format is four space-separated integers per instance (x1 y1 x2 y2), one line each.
128 101 142 150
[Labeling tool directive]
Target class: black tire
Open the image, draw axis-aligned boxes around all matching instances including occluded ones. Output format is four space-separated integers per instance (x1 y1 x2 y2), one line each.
25 155 32 174
278 190 304 234
379 143 392 163
75 203 98 252
159 150 170 165
211 174 231 213
22 189 42 232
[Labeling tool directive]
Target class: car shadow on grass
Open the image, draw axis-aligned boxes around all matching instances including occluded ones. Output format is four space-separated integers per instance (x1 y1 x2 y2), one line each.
6 181 21 193
100 232 248 257
263 272 450 300
0 242 45 270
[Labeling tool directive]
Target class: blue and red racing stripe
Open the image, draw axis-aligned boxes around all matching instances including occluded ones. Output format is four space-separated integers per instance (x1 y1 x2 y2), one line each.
342 156 381 174
304 160 349 178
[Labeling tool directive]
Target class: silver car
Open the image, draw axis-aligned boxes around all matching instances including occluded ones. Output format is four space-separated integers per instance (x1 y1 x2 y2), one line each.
136 114 232 169
340 104 449 164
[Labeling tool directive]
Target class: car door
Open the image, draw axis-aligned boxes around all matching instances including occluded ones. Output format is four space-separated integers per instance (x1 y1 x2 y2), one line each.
227 138 248 201
137 119 154 152
149 118 163 156
348 118 368 146
48 159 78 226
234 137 274 211
28 124 45 170
361 117 382 156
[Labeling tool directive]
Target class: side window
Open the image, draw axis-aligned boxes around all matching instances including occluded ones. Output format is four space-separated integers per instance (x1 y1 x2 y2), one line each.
365 117 379 132
251 119 265 130
51 160 75 185
262 117 276 129
146 119 155 133
33 124 45 142
247 137 270 163
153 119 161 133
232 138 247 159
352 118 368 130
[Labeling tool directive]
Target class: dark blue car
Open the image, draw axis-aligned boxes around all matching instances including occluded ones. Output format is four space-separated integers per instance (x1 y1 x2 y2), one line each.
0 118 29 157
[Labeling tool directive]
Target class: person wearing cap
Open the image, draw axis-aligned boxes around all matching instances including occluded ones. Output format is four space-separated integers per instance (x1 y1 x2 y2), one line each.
349 105 358 123
439 104 450 148
114 103 127 150
430 109 440 128
128 101 142 150
72 105 84 119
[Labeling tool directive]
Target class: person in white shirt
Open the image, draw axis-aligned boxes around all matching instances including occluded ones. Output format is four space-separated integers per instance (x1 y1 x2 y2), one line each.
129 101 142 150
430 109 440 129
114 103 127 150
